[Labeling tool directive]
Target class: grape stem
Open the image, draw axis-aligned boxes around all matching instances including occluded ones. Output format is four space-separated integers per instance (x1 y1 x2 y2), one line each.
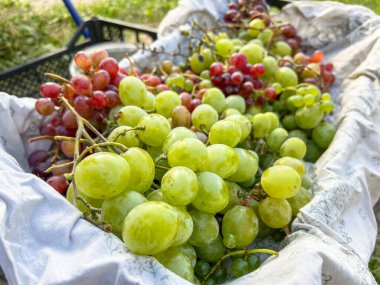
202 248 278 283
77 142 128 163
45 73 71 84
110 126 145 143
155 164 170 171
124 54 137 77
45 161 74 173
83 214 112 233
283 225 291 236
154 153 167 164
77 196 102 215
29 135 88 144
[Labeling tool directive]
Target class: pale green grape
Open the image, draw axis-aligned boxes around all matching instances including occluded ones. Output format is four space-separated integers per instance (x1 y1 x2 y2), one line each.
119 76 147 107
66 183 103 213
303 94 315 106
301 175 313 189
221 108 241 119
240 43 264 64
222 205 259 249
137 114 171 146
265 112 279 131
200 70 210 79
288 129 308 143
279 137 307 159
262 56 279 76
161 166 199 206
121 147 155 193
188 209 219 247
251 113 271 138
304 140 323 162
116 105 147 127
231 258 249 278
201 48 214 68
122 201 178 255
154 247 194 282
108 126 140 148
298 85 320 97
247 199 275 238
295 103 324 129
225 95 246 113
167 138 207 171
166 74 185 89
261 165 301 199
287 95 304 108
312 122 336 148
287 187 312 217
219 181 243 214
248 18 265 37
184 79 194 92
155 90 181 118
209 120 242 147
202 88 226 113
266 128 288 153
101 190 147 233
192 171 229 214
282 114 297 130
271 82 282 94
163 127 197 153
321 92 331 101
274 156 305 177
178 244 197 267
142 91 155 111
258 197 292 228
189 53 206 74
272 41 292 57
227 148 258 182
172 207 194 246
198 80 212 89
74 152 130 199
275 67 298 87
147 190 166 202
215 39 233 57
322 100 334 113
258 29 274 45
191 104 218 132
195 235 225 262
225 115 252 142
200 144 239 178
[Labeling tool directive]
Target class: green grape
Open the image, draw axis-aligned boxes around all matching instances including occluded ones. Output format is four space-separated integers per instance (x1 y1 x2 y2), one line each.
246 104 262 116
154 247 194 282
279 137 307 159
298 85 320 97
222 205 259 248
194 260 211 277
295 103 324 129
240 43 265 64
287 187 312 217
225 95 246 113
101 191 147 233
288 129 308 143
225 115 252 142
163 127 197 153
121 148 155 193
211 266 227 284
287 95 304 108
108 105 123 121
265 112 280 131
178 244 197 267
258 29 274 45
220 181 243 214
202 88 226 113
321 92 331 101
167 74 185 89
248 18 265 37
251 113 271 138
201 48 214 68
167 138 207 171
271 82 282 94
261 165 301 199
192 104 218 132
304 140 323 162
75 152 130 199
147 189 166 202
312 122 336 148
238 175 256 188
274 156 305 177
282 114 297 131
232 38 244 47
192 171 229 214
184 79 194 92
248 199 275 238
262 56 279 77
146 146 170 180
275 67 298 87
137 114 171 146
161 166 199 206
195 235 225 262
227 148 258 182
172 207 194 246
200 144 239 178
200 70 210 80
199 80 212 89
66 183 103 213
221 108 241 119
155 90 181 118
266 128 288 153
303 94 315 106
189 53 206 74
122 201 178 255
261 102 273 112
258 197 292 228
272 41 292 57
142 91 155 111
119 76 147 107
209 120 242 147
116 105 148 127
108 126 140 148
215 39 233 57
188 210 219 247
301 175 313 189
247 254 261 271
231 258 249 278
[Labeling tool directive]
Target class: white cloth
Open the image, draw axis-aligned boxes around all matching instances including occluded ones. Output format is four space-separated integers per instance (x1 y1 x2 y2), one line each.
1 1 380 284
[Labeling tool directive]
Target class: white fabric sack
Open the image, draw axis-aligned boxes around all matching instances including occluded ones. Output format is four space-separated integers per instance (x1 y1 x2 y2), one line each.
1 1 380 284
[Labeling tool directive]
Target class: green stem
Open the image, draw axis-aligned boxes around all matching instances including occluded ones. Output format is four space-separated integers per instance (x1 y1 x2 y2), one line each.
155 164 170 171
45 72 71 84
154 153 167 164
45 161 74 173
77 142 128 163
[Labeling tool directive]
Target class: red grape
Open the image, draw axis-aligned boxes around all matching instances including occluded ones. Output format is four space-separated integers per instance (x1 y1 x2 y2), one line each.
110 72 126 88
31 160 51 179
35 98 55 116
281 25 296 38
74 95 93 119
189 98 201 112
40 124 55 136
172 106 191 128
50 113 62 127
40 82 62 99
229 53 248 70
156 84 170 93
91 91 107 109
240 81 254 98
179 92 192 111
253 64 265 77
91 50 109 68
147 75 161 87
28 150 49 166
61 141 75 158
91 70 111 91
72 74 92 96
99 57 119 79
51 159 72 176
62 110 77 130
47 175 68 194
310 50 324 63
231 71 244 86
55 125 75 137
105 90 121 108
74 51 92 71
325 62 334 71
210 62 224 77
265 87 277 100
195 88 207 100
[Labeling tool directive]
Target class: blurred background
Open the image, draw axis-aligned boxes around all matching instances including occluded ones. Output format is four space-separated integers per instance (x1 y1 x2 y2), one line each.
0 0 378 73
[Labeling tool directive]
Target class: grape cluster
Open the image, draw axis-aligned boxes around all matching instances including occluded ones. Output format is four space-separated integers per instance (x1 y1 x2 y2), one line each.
28 1 338 284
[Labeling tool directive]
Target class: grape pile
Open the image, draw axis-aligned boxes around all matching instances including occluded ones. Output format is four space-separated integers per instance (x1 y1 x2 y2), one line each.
28 0 337 284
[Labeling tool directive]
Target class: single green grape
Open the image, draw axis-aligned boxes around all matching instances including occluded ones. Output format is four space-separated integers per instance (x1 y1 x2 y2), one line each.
178 244 197 267
202 88 227 113
137 114 171 146
162 127 197 153
119 76 147 107
262 56 279 76
240 43 264 64
265 112 280 131
282 114 297 131
225 114 252 143
303 94 315 106
201 48 214 68
74 152 130 199
188 209 219 247
312 122 336 148
189 52 206 74
227 148 258 183
279 137 307 159
122 201 178 255
195 235 225 262
167 138 207 171
304 140 323 162
142 91 155 111
301 175 313 189
191 104 218 132
192 171 229 214
248 18 265 37
116 105 147 127
225 95 246 113
199 80 212 89
272 41 292 57
209 120 242 148
321 92 331 101
211 266 228 284
166 74 185 89
258 197 292 228
266 128 288 153
261 165 301 199
258 29 274 45
295 103 324 129
288 129 308 143
221 108 241 119
275 67 298 87
246 104 262 116
147 189 166 202
108 126 140 148
220 181 243 214
247 254 261 271
172 207 194 246
322 100 334 113
231 258 249 278
251 113 271 138
215 39 233 57
287 187 312 217
274 156 305 177
155 90 181 118
194 260 211 278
